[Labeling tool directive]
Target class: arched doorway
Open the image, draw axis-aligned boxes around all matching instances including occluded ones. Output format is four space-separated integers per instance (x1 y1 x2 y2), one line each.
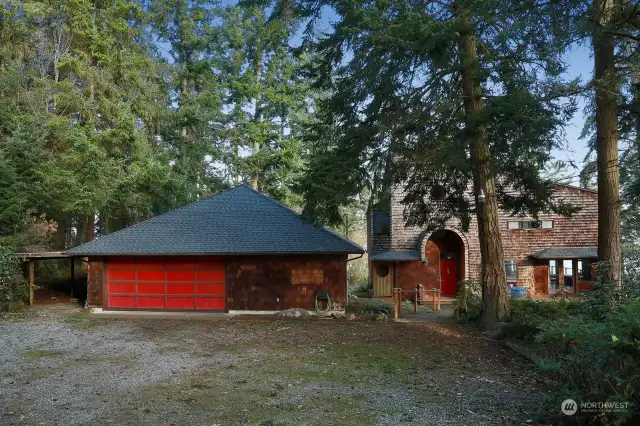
424 229 466 296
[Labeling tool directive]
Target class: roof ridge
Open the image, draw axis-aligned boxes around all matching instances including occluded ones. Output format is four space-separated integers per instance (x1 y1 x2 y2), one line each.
238 184 364 252
554 183 598 194
64 186 238 253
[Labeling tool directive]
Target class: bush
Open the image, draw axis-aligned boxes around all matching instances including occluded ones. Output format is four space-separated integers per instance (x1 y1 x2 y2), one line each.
535 302 640 424
454 279 482 321
346 298 393 315
502 274 640 425
501 299 587 341
0 246 27 311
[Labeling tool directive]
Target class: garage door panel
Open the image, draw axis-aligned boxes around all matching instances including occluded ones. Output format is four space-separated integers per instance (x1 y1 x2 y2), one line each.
135 257 166 268
108 269 136 281
167 269 195 281
167 297 196 309
195 269 225 282
109 295 136 308
165 258 196 268
137 296 165 309
107 257 225 311
196 297 226 310
196 283 225 295
109 257 135 267
196 257 225 268
138 283 164 295
137 269 165 281
109 282 135 294
166 283 195 295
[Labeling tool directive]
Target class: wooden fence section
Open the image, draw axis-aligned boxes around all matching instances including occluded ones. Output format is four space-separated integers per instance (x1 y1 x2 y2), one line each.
392 287 441 320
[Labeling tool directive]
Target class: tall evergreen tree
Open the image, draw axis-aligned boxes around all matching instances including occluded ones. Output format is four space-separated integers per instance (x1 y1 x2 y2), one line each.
211 1 312 206
299 0 578 325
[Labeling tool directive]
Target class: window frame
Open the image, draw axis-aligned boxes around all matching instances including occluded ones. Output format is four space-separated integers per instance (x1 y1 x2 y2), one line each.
504 260 518 282
507 220 553 230
372 212 390 235
577 259 592 281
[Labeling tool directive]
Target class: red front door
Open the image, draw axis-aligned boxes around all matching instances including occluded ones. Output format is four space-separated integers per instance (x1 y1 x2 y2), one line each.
440 258 457 296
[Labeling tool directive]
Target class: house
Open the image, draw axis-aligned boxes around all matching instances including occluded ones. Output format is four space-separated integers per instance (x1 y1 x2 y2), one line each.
65 185 364 312
368 184 598 299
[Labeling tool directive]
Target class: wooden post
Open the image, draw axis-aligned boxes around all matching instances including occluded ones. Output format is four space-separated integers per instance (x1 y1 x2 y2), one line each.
432 289 436 312
437 290 441 311
28 260 35 307
70 257 75 298
413 288 418 313
393 289 399 320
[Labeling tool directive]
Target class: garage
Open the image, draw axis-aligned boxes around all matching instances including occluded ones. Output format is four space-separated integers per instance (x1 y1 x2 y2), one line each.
64 185 364 313
106 256 226 311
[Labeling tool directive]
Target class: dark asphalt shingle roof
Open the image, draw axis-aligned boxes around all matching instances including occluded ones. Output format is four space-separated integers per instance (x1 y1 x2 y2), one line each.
530 247 597 260
65 185 364 256
370 251 422 262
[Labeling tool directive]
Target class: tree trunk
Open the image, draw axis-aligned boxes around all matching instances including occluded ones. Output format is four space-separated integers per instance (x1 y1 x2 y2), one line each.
456 4 509 327
53 213 71 250
251 34 263 191
75 215 87 246
85 214 95 242
593 0 622 285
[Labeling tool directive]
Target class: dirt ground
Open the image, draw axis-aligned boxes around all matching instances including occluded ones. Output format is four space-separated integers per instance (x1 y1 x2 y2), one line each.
1 304 552 425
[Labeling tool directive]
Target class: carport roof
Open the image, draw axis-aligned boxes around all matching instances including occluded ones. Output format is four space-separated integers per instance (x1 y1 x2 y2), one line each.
530 247 597 260
370 251 422 262
65 185 364 256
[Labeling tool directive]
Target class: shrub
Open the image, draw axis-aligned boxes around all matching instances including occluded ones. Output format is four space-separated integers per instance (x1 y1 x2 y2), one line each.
501 272 640 425
454 279 482 321
501 299 587 341
0 246 27 311
346 298 393 315
535 302 640 424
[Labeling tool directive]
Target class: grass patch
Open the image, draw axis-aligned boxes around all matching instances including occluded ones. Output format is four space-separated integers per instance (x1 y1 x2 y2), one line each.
2 309 31 323
23 349 63 360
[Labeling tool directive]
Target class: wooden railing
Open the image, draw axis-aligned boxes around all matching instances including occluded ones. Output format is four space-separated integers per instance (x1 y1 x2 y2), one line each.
392 287 441 320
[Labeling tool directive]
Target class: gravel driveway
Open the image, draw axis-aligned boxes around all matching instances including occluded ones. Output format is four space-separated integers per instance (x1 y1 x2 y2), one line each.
1 304 551 425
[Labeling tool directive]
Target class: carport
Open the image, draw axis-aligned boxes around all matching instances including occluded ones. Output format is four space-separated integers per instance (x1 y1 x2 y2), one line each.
14 252 80 306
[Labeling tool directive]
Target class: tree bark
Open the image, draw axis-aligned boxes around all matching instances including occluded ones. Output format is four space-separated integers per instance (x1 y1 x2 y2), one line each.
85 214 94 242
593 0 622 285
53 213 71 250
456 4 509 327
251 31 263 191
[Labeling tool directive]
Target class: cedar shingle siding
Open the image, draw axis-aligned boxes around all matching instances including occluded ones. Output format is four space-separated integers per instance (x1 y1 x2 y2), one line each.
369 184 598 294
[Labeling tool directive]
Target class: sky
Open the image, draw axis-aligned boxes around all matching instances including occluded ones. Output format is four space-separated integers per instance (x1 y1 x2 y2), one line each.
554 45 594 182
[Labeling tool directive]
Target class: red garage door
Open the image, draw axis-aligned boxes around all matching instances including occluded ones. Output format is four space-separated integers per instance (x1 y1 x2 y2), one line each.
106 256 226 311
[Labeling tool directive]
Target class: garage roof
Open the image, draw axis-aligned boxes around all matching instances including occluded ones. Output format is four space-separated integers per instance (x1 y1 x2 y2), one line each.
65 185 364 256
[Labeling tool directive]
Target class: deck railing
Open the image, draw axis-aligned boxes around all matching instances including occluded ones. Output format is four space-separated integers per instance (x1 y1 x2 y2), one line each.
392 287 441 320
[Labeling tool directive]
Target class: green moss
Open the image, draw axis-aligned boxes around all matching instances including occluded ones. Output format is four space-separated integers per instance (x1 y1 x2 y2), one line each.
23 349 63 360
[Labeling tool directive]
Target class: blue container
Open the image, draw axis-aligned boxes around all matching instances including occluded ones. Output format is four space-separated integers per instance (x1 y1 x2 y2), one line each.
510 286 527 298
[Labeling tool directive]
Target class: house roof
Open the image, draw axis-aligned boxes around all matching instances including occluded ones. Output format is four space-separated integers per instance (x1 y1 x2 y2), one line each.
530 247 597 260
65 185 364 256
370 250 422 262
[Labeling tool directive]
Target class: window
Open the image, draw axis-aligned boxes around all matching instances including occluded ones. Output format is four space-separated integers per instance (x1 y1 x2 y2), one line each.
563 259 574 290
376 264 390 278
505 260 518 282
373 213 390 234
577 259 592 280
549 260 559 291
507 220 553 230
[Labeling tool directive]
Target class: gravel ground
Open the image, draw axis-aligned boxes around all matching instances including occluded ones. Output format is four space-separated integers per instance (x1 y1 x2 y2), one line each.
1 304 553 425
